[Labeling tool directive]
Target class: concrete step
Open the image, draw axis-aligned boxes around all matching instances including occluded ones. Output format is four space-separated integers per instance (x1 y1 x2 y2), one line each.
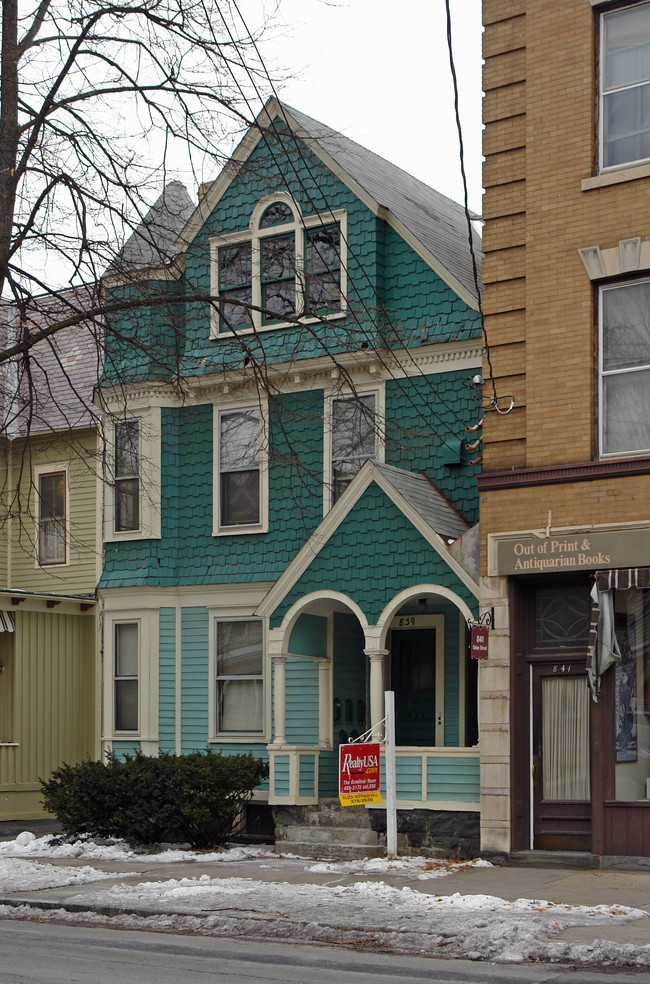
279 840 386 861
280 824 379 847
509 850 600 869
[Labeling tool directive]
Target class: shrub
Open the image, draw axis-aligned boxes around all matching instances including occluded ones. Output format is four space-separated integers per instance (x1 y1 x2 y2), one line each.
41 750 268 849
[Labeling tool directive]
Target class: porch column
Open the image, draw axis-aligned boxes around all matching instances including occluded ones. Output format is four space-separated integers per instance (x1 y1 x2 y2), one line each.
271 655 288 745
365 649 388 738
318 659 330 746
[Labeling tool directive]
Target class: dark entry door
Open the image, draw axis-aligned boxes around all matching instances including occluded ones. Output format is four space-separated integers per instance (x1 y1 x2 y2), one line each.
392 628 437 745
531 661 591 850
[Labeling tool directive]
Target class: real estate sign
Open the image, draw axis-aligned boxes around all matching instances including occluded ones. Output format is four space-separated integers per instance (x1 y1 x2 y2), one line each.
339 742 382 806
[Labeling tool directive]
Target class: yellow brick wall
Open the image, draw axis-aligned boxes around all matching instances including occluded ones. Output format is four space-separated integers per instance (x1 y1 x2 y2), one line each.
481 0 650 564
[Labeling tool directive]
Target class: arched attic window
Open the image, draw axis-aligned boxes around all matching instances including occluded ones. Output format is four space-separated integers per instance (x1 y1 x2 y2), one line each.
211 194 347 336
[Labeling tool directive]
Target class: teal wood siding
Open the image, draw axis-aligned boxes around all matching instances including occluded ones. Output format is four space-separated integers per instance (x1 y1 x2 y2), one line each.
318 749 338 798
180 607 209 753
273 484 477 628
378 222 480 344
288 613 327 658
299 754 316 797
273 754 290 796
285 657 319 745
159 608 176 753
443 605 461 747
427 756 479 803
112 740 141 759
101 392 324 589
395 756 423 800
385 370 481 525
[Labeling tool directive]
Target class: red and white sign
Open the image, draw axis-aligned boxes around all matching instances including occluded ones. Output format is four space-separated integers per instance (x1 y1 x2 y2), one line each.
339 742 382 806
471 624 489 660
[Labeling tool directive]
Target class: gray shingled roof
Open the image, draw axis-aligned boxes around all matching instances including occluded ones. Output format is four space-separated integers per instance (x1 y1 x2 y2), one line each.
373 461 469 540
279 103 481 301
1 288 102 437
109 180 195 274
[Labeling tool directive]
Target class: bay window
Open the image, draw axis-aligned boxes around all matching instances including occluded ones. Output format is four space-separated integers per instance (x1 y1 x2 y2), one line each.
115 420 140 532
216 619 264 734
114 621 139 733
218 408 263 530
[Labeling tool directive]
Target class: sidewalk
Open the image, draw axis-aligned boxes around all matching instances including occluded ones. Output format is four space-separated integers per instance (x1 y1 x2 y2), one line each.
1 833 650 966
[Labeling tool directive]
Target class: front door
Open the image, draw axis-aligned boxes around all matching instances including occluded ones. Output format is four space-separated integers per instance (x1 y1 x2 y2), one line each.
391 622 444 746
531 661 592 850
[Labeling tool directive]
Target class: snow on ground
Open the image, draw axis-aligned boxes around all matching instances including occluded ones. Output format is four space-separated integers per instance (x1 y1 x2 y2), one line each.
0 831 270 864
0 832 649 967
307 855 493 879
0 856 117 893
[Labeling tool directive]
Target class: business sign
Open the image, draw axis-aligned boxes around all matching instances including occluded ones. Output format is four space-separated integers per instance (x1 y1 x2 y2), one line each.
494 528 650 576
470 624 489 660
339 742 382 806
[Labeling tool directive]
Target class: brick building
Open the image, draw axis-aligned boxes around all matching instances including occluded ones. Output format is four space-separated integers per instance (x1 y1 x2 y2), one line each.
480 0 650 859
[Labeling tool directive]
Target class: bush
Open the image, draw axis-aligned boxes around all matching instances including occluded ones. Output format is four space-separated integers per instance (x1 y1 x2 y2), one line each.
41 750 269 849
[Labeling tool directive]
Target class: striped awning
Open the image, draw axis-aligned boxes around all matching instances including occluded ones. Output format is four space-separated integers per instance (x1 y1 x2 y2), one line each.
587 568 650 701
0 611 15 633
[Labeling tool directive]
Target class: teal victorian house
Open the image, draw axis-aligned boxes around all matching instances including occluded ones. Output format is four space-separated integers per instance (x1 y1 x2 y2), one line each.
98 100 484 855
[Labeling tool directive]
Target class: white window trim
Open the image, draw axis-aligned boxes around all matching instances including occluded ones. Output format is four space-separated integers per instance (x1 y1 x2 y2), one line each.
213 397 269 536
323 382 385 514
210 193 347 337
33 462 69 568
104 407 161 542
208 614 269 741
103 609 159 743
599 2 650 174
598 277 650 458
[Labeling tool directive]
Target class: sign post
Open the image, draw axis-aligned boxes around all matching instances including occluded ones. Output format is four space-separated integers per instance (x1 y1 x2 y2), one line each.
384 690 397 859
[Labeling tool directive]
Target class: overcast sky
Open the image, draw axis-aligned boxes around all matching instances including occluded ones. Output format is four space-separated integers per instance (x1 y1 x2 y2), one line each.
249 0 483 213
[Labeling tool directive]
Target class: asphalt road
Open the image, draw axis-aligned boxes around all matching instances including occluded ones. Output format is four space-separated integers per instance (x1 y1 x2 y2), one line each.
1 920 649 984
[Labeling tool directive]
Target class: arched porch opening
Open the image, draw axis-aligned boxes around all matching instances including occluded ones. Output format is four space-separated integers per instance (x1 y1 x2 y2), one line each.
375 585 478 750
267 591 370 801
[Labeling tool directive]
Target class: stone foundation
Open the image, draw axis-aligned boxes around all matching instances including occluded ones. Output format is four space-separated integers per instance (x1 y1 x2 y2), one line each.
368 808 480 859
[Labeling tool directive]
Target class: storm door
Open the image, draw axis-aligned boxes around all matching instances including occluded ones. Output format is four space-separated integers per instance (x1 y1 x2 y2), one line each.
390 614 444 746
532 661 591 850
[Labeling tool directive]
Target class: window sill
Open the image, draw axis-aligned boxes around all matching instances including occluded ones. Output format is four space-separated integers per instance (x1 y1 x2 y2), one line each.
208 736 267 744
0 742 19 747
213 525 268 537
582 161 650 191
212 310 347 339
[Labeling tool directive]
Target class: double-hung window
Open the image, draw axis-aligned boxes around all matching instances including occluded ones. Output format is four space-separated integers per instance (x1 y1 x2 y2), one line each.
601 2 650 170
216 619 264 735
331 394 376 502
37 471 66 565
218 408 262 529
114 622 139 733
115 421 139 532
212 196 346 335
599 279 650 456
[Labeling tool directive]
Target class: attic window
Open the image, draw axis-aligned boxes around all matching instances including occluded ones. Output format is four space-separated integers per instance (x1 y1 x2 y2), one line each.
260 202 293 227
211 196 347 336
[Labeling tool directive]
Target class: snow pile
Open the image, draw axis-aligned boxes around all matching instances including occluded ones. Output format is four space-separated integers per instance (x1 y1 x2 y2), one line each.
308 855 493 879
0 831 270 864
0 856 117 893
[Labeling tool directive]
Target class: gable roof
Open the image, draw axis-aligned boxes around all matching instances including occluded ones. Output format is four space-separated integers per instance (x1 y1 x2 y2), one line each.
256 459 478 621
178 99 481 310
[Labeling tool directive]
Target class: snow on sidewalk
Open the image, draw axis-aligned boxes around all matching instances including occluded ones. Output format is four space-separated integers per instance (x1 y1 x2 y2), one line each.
0 831 648 968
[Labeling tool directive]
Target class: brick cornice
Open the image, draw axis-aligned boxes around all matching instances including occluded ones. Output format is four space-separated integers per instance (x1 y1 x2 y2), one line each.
478 456 650 491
